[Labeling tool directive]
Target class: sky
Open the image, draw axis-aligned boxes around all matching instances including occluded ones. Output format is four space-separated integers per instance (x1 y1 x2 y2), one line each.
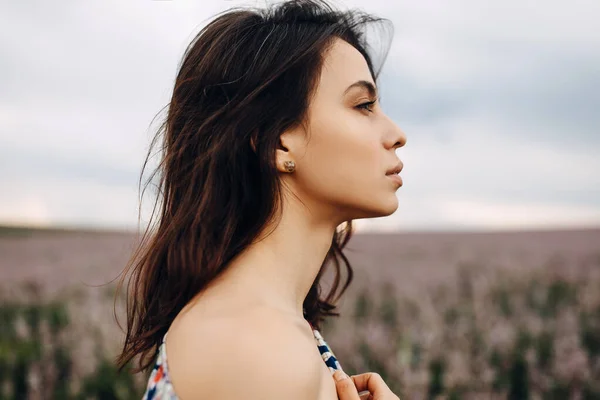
0 0 599 232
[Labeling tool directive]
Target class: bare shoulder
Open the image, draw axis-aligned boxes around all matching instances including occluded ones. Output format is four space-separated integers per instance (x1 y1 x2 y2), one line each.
165 307 322 399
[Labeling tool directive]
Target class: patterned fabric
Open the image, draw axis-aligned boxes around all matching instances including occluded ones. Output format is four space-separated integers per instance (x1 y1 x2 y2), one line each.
142 332 177 400
310 323 343 374
142 320 342 399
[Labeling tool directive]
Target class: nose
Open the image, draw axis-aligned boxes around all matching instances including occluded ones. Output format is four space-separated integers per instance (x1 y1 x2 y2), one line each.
384 117 407 150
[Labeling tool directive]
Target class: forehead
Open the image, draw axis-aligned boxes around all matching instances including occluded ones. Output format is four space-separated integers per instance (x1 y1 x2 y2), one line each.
318 38 373 92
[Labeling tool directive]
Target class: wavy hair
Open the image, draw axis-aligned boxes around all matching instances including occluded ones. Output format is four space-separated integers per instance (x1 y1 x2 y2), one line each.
115 0 392 373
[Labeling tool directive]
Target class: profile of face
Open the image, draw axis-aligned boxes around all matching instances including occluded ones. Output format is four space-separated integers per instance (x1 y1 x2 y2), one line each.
278 38 407 224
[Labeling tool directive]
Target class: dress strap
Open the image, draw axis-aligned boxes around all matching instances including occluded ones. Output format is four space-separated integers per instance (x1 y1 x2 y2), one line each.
305 320 344 374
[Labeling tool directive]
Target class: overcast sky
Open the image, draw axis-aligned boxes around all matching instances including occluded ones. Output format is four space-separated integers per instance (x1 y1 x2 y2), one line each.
1 0 598 232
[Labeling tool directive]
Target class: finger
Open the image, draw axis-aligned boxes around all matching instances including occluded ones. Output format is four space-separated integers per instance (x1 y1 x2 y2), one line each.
333 370 361 400
350 373 395 396
358 390 371 400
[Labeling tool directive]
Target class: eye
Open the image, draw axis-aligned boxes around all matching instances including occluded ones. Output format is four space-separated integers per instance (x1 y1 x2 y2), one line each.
356 98 378 113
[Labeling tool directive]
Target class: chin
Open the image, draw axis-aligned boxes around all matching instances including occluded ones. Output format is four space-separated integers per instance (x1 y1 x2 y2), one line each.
353 195 399 219
378 196 399 217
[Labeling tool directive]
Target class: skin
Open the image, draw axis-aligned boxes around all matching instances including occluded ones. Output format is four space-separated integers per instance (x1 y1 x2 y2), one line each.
165 38 406 399
334 370 400 400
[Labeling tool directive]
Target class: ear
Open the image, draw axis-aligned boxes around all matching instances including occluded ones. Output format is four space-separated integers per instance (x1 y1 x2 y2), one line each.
275 126 305 172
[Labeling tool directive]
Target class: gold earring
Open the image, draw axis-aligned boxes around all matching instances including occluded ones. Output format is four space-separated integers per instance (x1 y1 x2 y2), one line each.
283 160 295 173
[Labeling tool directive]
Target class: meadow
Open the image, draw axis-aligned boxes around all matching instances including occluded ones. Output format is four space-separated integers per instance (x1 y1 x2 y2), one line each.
0 226 599 399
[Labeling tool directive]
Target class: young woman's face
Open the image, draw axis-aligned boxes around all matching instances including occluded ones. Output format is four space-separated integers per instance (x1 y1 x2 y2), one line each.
279 38 407 223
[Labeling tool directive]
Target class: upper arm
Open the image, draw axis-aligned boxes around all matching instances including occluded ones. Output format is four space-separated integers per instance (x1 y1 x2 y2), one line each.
166 315 322 399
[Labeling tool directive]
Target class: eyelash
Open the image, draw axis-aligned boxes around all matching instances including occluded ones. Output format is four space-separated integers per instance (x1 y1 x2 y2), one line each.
356 98 378 113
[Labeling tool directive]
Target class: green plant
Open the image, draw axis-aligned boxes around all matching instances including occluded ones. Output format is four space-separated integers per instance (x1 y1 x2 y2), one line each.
427 357 446 399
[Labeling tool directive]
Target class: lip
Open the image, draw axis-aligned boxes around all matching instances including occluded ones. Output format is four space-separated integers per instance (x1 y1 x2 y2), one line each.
385 161 403 176
386 174 403 186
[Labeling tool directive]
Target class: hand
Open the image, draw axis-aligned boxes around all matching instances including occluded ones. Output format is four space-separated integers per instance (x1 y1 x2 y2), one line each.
333 370 400 400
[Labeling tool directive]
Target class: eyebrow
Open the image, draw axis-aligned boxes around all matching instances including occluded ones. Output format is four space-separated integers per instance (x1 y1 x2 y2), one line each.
343 80 378 98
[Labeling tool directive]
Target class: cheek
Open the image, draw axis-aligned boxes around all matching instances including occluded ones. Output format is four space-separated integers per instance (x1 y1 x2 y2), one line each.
301 116 381 194
330 116 380 173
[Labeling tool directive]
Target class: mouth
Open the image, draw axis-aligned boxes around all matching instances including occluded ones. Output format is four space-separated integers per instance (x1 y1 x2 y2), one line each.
385 161 403 186
386 173 403 186
385 162 403 176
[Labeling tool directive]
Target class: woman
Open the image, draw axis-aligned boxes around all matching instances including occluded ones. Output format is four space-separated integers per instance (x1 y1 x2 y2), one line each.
115 0 406 398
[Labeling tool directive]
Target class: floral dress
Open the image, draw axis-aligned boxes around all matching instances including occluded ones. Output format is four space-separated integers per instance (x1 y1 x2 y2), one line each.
142 320 343 399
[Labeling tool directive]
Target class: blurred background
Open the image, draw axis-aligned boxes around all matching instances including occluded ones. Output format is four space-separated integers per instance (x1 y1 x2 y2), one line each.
1 0 599 399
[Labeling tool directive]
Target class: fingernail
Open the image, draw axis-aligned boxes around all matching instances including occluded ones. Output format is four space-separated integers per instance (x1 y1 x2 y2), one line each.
334 370 349 381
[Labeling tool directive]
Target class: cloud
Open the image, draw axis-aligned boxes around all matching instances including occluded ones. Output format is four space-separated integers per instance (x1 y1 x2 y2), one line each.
0 0 598 230
0 175 139 229
355 197 600 233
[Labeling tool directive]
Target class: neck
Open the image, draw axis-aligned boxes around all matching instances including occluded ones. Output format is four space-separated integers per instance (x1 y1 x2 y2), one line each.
213 193 340 319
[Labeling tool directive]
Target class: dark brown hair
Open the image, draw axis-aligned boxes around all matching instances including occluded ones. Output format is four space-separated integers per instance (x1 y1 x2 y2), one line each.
115 0 392 373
